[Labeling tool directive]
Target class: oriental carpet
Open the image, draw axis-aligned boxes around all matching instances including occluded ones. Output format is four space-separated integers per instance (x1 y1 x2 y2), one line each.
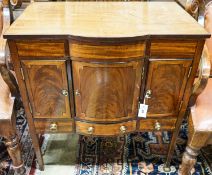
0 107 211 175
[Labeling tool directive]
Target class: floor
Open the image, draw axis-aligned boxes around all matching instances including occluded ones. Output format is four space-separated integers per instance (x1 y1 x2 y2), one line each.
39 134 79 175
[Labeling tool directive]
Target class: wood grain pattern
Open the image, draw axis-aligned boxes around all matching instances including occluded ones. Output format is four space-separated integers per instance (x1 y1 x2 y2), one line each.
179 114 211 175
138 118 177 131
73 61 143 122
150 40 197 58
70 42 145 60
21 60 71 119
3 2 209 38
34 119 73 133
16 41 65 57
4 2 208 169
76 120 136 136
145 59 192 117
7 40 44 170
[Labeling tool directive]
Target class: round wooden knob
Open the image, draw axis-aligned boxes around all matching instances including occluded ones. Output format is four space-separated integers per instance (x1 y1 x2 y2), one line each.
87 126 94 134
155 121 161 131
61 89 68 96
120 125 127 134
50 122 57 131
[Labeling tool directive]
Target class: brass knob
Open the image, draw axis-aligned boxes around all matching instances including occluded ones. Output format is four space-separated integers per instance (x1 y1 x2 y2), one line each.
145 90 152 99
120 125 127 134
50 122 57 131
155 121 161 131
75 90 81 96
87 126 94 134
61 89 68 96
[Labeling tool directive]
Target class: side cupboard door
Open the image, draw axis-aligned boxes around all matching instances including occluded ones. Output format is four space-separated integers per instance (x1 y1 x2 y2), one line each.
21 60 71 119
144 59 192 118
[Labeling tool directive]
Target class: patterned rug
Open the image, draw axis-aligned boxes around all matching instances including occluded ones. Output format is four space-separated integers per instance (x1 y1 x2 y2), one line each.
0 107 212 175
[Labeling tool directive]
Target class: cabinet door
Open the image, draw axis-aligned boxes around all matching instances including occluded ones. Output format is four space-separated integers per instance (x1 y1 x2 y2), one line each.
73 61 143 122
21 60 71 119
145 59 192 117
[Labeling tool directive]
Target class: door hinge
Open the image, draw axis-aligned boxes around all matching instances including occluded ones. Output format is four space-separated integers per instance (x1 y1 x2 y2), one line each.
179 101 183 111
20 67 25 80
187 66 192 78
28 102 33 114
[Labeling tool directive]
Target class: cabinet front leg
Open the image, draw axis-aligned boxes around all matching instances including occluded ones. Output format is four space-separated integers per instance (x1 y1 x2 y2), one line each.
5 135 26 175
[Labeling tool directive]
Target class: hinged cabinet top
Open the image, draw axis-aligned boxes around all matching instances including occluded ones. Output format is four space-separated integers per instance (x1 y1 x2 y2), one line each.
4 2 209 39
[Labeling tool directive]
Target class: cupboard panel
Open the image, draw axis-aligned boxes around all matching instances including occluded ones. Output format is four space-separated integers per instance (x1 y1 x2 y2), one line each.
21 60 71 119
73 61 143 122
145 59 192 117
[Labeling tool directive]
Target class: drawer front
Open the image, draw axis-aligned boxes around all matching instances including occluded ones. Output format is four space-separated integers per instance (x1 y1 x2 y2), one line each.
34 120 73 133
16 40 65 57
76 121 136 136
70 41 146 60
138 118 177 131
150 40 197 58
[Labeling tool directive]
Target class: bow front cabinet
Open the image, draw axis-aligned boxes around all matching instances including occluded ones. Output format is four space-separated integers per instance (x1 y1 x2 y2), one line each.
4 2 209 170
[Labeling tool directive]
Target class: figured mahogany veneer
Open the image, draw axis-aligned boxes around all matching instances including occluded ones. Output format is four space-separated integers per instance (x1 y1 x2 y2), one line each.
21 60 71 119
138 118 177 131
34 119 73 133
150 40 197 58
16 40 66 57
76 120 136 136
70 41 146 61
3 1 209 170
145 59 192 118
73 60 142 122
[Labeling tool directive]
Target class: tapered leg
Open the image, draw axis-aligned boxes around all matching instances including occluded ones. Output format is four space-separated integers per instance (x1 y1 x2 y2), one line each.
5 134 26 174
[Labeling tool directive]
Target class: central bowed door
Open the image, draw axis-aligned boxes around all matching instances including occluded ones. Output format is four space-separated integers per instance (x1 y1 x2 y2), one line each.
73 60 143 122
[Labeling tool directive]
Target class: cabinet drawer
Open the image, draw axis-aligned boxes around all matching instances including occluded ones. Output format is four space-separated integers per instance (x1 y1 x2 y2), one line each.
16 40 65 57
76 121 136 136
34 120 73 133
138 118 177 131
150 40 197 58
70 41 145 60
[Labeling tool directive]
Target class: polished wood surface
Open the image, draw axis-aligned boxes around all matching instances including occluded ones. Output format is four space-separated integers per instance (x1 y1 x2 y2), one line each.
21 60 71 119
76 120 136 136
145 59 192 118
150 40 197 58
4 2 209 38
70 41 145 60
5 1 209 171
73 60 142 122
138 118 177 131
34 119 73 133
16 40 65 57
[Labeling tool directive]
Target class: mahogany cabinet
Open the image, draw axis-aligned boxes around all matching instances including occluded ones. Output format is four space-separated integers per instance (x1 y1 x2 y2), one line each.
7 38 201 136
3 2 209 170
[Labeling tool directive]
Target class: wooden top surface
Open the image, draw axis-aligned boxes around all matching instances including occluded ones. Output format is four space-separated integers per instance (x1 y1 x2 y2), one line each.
4 2 209 38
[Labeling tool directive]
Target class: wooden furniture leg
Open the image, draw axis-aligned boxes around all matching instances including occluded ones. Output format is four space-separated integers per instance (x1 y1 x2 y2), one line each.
5 135 25 174
1 110 26 174
179 118 211 175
